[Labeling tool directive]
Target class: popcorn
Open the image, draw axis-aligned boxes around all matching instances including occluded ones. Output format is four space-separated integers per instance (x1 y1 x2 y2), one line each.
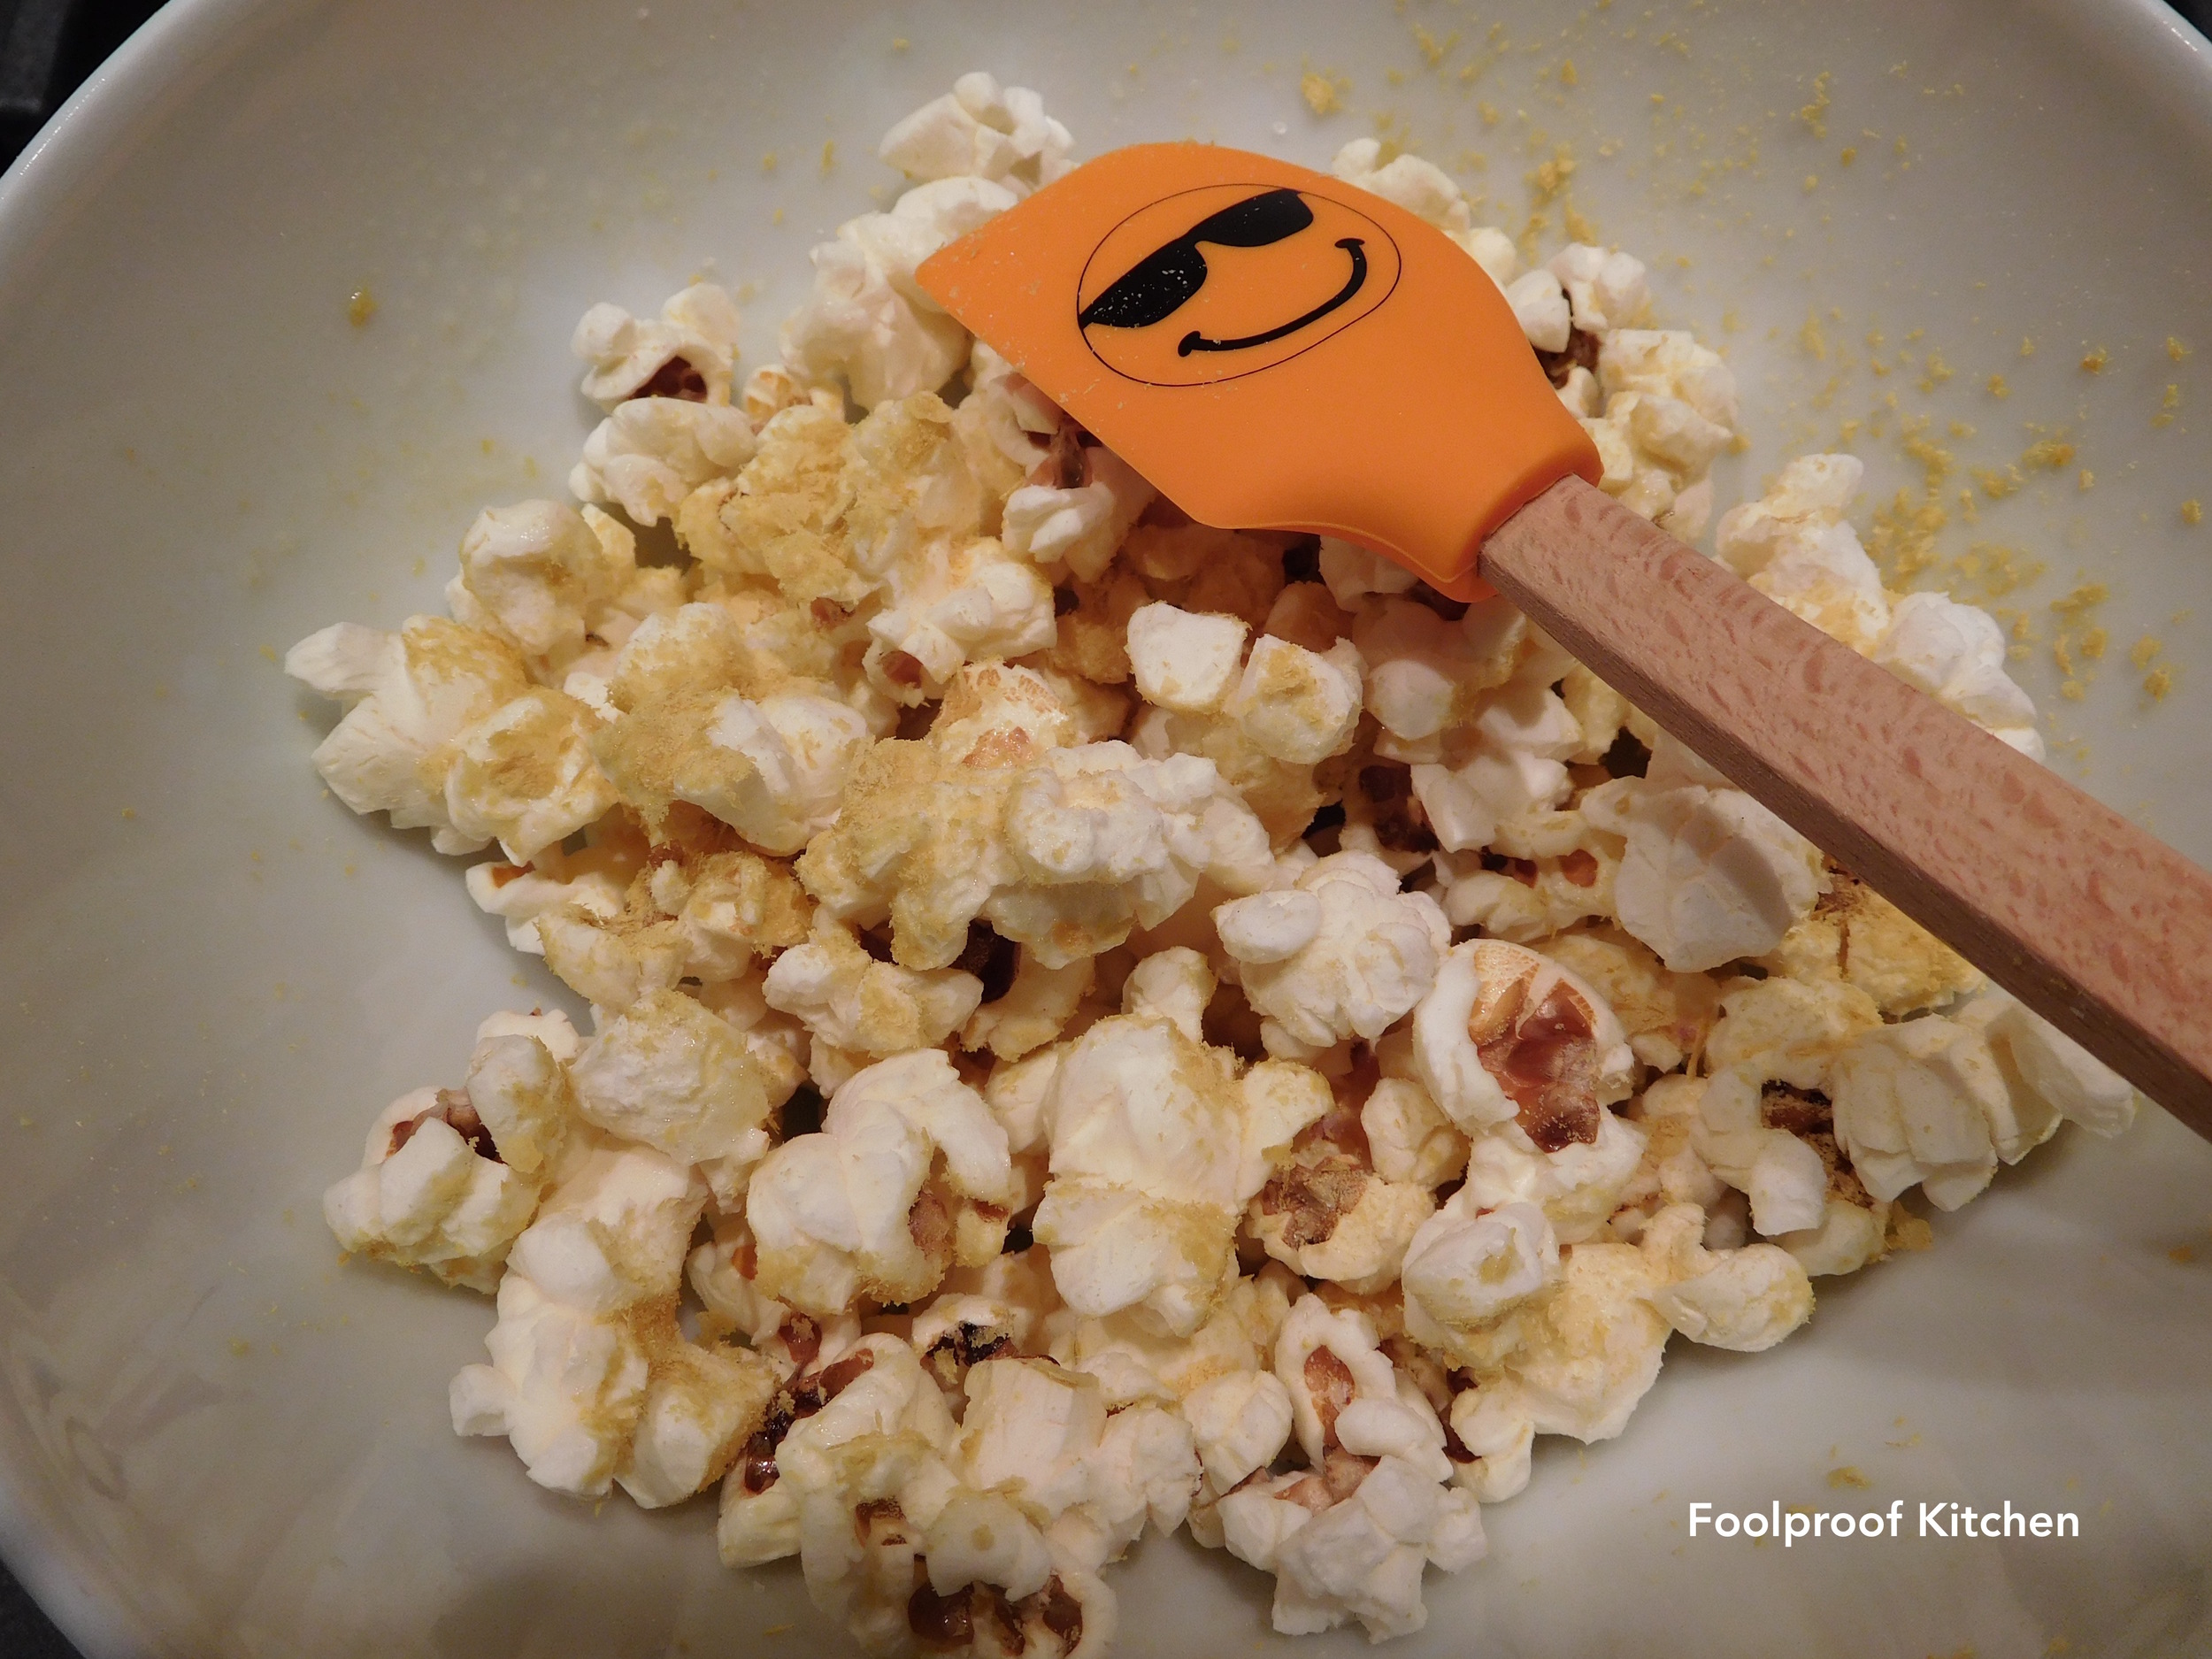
1317 538 1419 611
1031 1007 1248 1336
449 499 641 666
323 1085 543 1292
1125 603 1250 716
763 916 985 1057
1962 987 2139 1138
863 530 1059 703
1002 444 1156 583
1407 672 1585 851
1586 329 1740 534
567 988 781 1203
570 397 757 526
1758 869 1980 1018
1548 243 1649 335
1409 938 1635 1146
1505 268 1571 353
1352 594 1536 752
746 1050 1018 1315
1874 589 2046 758
448 1140 710 1494
442 687 619 864
1647 1242 1815 1353
1215 852 1449 1056
1826 1015 2017 1210
594 685 877 857
804 670 1273 973
1714 453 1892 651
1331 136 1518 285
1248 1140 1435 1294
1220 635 1365 768
1184 1370 1295 1489
287 616 532 853
1581 734 1825 972
464 839 632 953
780 177 1018 409
1360 1075 1468 1189
878 72 1074 197
572 281 741 409
1400 1198 1562 1369
1217 1296 1480 1640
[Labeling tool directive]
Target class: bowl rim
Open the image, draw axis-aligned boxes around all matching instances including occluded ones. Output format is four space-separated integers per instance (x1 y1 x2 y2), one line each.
0 0 2206 1655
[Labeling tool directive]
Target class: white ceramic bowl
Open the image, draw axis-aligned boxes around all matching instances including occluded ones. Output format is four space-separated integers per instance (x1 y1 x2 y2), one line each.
2 2 2209 1655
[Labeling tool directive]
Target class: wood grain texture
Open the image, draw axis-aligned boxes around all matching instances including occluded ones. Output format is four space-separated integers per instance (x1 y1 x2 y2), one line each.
1482 475 2212 1141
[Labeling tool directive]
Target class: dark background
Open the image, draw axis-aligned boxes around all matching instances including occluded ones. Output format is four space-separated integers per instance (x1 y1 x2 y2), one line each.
0 0 2208 1652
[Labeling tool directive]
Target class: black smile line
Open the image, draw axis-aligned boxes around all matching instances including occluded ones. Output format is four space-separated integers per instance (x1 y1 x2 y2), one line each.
1176 238 1369 357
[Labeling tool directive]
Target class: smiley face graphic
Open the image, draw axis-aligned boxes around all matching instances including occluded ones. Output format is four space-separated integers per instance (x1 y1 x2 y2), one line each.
1074 183 1402 387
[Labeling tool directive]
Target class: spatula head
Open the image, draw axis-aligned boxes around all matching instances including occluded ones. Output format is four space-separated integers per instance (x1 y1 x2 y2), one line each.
917 142 1599 598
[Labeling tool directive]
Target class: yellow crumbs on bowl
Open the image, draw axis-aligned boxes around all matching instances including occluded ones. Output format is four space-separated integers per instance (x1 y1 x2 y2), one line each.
2186 500 2205 526
346 288 376 326
2081 346 2109 373
2131 636 2164 671
2171 335 2193 362
1301 69 1346 115
2147 665 2176 701
1797 70 1832 137
1986 374 2009 399
2022 438 2075 471
1827 1466 1873 1490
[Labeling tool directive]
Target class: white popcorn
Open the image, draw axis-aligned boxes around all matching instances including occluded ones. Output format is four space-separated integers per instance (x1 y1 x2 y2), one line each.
1714 454 1892 651
780 176 1018 409
1002 444 1156 583
746 1050 1017 1316
800 666 1273 973
450 499 641 664
1463 1108 1649 1245
878 72 1074 197
323 1087 542 1293
1548 243 1649 335
442 687 619 864
464 842 630 953
1480 1207 1701 1445
763 917 983 1057
1505 268 1572 353
1647 1243 1815 1353
1219 634 1365 771
1331 136 1517 284
288 616 531 853
1361 1076 1469 1188
464 1017 580 1178
572 281 741 409
864 534 1059 702
1409 938 1636 1144
1248 1145 1436 1294
1874 590 2046 759
618 1339 780 1509
963 950 1094 1063
449 1141 709 1494
1400 1198 1562 1369
1581 734 1825 972
1184 1371 1295 1489
1317 538 1419 610
1215 852 1449 1055
1351 593 1534 750
1828 1016 2008 1209
1585 329 1740 531
1963 987 2139 1137
1125 603 1249 716
1408 675 1585 852
570 397 757 526
1032 1010 1248 1337
566 989 779 1203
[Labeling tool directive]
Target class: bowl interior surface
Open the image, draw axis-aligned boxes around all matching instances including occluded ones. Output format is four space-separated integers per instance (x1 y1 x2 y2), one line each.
1 1 2209 1655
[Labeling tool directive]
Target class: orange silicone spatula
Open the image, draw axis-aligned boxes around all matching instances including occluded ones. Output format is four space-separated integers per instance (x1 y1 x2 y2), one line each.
918 141 2212 1139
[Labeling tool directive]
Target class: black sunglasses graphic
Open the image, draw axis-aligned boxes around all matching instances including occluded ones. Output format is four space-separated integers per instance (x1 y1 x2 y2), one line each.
1078 188 1370 358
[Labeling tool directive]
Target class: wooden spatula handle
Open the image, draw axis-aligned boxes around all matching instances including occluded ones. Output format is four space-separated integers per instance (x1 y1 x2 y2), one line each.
1482 475 2212 1140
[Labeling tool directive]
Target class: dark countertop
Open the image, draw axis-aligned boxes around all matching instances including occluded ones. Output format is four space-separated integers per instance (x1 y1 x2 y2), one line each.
1 0 2208 1654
